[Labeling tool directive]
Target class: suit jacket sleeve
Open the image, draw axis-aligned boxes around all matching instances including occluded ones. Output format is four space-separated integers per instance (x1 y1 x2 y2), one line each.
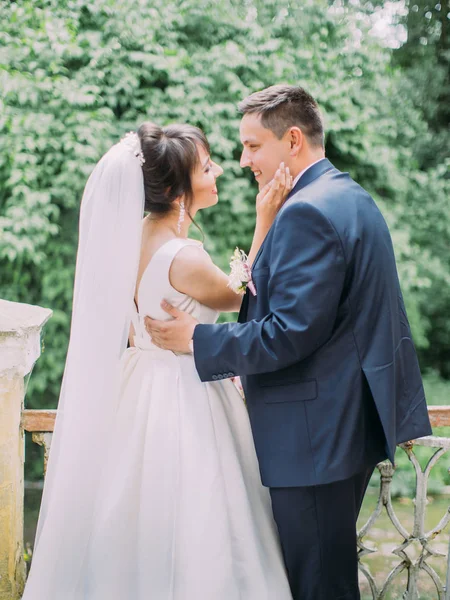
193 200 346 381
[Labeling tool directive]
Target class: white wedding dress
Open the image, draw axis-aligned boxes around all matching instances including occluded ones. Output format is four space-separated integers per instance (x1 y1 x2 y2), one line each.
77 238 292 599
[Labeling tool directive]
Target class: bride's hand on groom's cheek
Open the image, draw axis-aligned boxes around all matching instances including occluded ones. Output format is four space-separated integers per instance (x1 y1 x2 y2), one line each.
144 301 198 353
256 162 293 227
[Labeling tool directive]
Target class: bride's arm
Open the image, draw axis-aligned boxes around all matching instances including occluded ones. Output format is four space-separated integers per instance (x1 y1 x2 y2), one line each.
169 246 241 312
168 223 271 314
247 162 292 265
170 164 292 313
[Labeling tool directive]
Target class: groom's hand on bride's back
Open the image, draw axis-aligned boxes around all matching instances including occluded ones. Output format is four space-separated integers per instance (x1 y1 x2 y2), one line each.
144 302 198 353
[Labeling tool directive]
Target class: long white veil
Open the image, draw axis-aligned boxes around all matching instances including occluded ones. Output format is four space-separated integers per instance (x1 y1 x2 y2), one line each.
22 133 145 598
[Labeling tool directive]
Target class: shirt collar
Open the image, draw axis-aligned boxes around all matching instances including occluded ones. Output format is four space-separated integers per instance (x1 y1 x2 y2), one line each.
291 157 327 189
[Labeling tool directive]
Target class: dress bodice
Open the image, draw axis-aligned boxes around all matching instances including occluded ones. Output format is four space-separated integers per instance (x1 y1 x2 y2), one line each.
130 238 219 350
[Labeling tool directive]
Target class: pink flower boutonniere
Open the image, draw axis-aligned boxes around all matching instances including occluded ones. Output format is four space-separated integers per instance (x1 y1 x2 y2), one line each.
227 248 257 297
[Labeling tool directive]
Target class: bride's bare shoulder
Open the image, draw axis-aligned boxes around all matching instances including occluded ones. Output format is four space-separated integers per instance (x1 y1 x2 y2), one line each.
170 243 213 284
169 242 239 311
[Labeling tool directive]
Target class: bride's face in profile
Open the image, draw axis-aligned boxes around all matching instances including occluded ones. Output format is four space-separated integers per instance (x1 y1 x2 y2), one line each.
190 144 223 211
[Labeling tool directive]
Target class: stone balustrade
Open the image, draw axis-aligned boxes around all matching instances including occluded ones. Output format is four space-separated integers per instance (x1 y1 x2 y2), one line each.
0 299 52 600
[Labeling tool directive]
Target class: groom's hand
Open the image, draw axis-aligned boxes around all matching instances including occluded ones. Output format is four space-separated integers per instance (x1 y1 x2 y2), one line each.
144 301 198 353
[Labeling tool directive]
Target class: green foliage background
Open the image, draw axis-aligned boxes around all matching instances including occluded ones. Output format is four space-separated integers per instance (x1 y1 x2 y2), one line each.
0 0 448 480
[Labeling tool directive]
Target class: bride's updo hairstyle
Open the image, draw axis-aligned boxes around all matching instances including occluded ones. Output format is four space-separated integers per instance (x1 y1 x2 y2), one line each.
137 122 211 217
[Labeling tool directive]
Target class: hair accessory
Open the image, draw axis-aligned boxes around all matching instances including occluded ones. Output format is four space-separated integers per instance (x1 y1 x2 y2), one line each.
120 131 145 167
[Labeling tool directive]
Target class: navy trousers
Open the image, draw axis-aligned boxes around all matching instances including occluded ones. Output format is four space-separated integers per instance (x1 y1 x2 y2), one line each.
270 466 374 600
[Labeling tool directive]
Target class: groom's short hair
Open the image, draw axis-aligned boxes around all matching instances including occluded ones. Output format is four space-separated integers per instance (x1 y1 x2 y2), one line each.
238 85 324 148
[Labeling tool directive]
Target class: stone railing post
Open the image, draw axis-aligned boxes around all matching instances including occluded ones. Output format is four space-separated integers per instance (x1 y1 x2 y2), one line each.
0 299 52 600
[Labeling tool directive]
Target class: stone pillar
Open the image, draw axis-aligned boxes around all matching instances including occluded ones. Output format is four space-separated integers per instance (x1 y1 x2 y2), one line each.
0 299 52 600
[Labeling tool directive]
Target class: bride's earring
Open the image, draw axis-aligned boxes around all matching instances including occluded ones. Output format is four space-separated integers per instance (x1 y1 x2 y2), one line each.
177 200 185 234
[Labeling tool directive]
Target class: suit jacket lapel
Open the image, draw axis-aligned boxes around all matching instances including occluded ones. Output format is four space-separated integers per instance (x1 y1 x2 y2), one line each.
250 159 335 272
290 158 334 196
237 289 250 323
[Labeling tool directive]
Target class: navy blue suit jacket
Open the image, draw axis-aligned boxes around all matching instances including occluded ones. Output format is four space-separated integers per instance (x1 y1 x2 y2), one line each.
193 159 432 487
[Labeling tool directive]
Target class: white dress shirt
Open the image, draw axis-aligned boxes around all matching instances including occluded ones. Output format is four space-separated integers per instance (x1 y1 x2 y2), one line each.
291 157 327 189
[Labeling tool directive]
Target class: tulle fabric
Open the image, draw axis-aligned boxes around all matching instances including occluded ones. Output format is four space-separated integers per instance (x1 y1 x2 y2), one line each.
22 138 145 598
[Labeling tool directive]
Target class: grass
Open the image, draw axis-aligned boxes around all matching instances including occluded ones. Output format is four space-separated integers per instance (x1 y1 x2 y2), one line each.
423 371 450 406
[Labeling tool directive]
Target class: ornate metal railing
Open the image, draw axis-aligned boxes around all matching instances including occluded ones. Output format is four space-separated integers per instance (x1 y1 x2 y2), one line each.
357 406 450 599
358 436 450 600
20 407 450 600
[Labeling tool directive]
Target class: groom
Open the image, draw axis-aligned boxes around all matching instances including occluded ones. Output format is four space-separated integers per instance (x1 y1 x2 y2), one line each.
145 85 432 599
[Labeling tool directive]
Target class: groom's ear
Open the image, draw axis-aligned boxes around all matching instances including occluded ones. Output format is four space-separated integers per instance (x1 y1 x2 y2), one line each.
287 127 303 156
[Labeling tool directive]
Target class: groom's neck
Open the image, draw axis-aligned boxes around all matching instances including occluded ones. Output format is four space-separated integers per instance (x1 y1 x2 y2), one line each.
290 148 325 181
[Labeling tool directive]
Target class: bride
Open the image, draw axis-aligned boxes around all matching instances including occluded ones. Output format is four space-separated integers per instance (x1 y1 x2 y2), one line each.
22 122 293 599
